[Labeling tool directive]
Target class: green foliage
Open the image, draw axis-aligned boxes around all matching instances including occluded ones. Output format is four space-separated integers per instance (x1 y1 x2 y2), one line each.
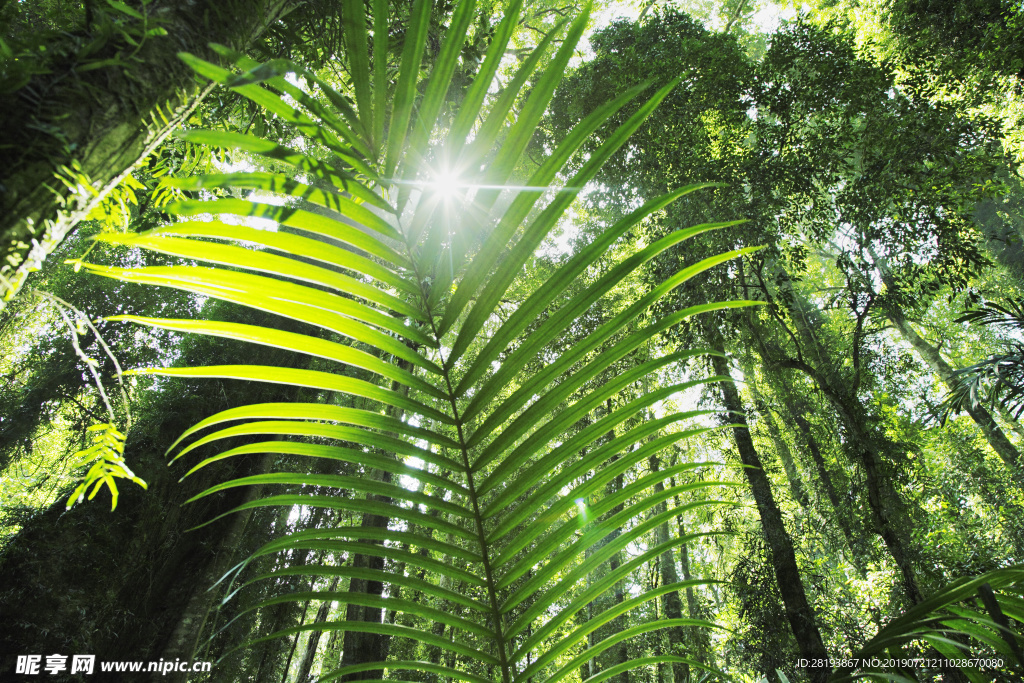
542 8 1024 680
832 566 1024 682
52 161 152 234
955 297 1024 330
0 0 168 94
942 298 1024 420
881 0 1023 91
66 422 146 511
732 532 800 676
806 0 1024 161
75 0 757 678
0 229 175 537
1 1 1018 679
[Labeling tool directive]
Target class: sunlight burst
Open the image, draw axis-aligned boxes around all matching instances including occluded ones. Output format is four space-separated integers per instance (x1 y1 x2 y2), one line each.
428 169 464 201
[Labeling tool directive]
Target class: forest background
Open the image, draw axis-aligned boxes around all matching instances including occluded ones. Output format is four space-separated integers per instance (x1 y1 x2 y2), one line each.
1 0 1023 681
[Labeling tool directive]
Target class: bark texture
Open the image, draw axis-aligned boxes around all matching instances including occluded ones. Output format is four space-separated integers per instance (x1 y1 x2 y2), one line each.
0 0 293 311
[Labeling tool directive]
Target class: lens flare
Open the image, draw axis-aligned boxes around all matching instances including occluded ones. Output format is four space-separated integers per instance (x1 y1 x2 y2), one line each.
429 170 463 200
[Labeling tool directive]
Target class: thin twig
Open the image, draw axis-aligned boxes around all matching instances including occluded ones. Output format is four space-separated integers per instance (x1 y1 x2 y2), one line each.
53 304 116 423
34 289 132 427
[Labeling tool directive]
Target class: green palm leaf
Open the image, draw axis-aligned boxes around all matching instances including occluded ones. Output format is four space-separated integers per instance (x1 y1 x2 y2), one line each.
79 0 760 679
829 566 1024 682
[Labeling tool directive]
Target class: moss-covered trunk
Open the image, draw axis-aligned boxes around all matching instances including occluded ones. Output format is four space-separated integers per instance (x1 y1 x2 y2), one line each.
0 0 291 312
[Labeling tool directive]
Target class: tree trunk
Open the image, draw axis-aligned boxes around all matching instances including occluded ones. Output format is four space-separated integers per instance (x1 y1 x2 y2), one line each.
338 472 393 679
672 507 714 673
0 0 293 312
651 455 691 683
294 576 342 682
744 359 812 510
281 601 313 683
589 400 628 683
763 270 927 605
339 363 414 679
766 367 864 573
156 455 272 682
995 403 1024 443
773 350 927 605
786 403 863 570
887 309 1024 483
709 347 831 683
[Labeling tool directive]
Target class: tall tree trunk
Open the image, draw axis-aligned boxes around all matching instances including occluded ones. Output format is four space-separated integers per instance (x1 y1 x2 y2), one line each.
786 403 862 569
766 367 864 574
762 271 927 605
156 455 273 682
773 353 927 605
995 403 1024 442
281 601 313 683
744 359 812 510
338 471 393 679
294 576 342 683
339 362 414 678
651 455 691 683
886 309 1024 484
709 347 831 683
593 399 629 683
671 501 713 673
0 0 293 312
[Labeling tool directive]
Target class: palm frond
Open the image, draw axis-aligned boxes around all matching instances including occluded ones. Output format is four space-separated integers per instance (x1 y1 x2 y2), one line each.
940 297 1024 421
955 298 1024 329
940 345 1024 420
78 0 759 678
830 566 1024 682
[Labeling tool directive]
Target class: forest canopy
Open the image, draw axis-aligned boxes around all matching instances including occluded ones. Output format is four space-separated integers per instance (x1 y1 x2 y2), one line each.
1 0 1023 682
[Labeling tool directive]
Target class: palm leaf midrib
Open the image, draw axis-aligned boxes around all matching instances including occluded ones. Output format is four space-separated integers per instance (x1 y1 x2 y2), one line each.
394 199 520 681
384 180 716 680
